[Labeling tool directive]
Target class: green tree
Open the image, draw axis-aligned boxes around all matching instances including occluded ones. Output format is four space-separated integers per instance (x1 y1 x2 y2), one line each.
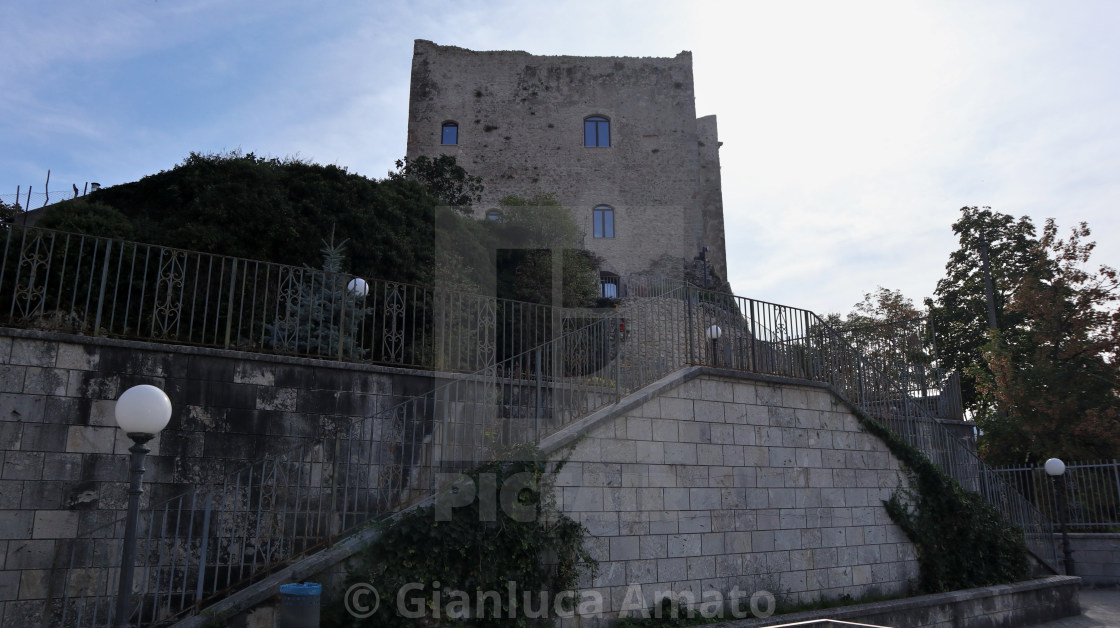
925 207 1046 411
267 238 372 359
975 219 1120 464
41 151 440 286
492 193 599 308
36 200 135 240
0 198 21 224
822 287 930 371
389 154 484 214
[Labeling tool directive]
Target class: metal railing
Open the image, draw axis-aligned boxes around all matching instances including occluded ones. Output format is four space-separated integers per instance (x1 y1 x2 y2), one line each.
38 256 1061 624
992 460 1120 532
683 288 1058 571
48 291 696 626
1 225 570 373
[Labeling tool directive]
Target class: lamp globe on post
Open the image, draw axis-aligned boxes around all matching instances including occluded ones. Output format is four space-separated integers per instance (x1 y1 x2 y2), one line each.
1044 457 1075 576
114 385 172 628
706 325 722 367
347 277 369 298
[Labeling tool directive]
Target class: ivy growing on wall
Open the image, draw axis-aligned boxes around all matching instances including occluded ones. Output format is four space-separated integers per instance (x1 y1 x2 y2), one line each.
853 409 1031 592
323 444 596 627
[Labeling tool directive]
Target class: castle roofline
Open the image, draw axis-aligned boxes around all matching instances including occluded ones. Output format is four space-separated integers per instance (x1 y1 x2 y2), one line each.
414 39 691 63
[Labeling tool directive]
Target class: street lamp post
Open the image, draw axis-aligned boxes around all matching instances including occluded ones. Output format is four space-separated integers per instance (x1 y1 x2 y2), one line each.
706 325 722 367
1044 457 1075 576
114 385 172 628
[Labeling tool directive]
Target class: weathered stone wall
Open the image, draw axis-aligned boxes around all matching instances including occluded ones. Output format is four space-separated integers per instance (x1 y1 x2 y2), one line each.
0 328 434 620
1057 533 1120 585
407 39 726 279
548 370 920 623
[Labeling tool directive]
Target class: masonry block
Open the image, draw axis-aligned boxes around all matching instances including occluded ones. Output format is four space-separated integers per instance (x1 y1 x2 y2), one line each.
9 340 56 368
581 511 620 536
663 443 697 465
2 452 43 481
610 536 640 561
686 555 715 579
678 512 712 534
4 540 55 570
700 379 735 403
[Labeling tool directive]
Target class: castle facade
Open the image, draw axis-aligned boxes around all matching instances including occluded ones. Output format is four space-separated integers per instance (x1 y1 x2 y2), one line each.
406 40 727 290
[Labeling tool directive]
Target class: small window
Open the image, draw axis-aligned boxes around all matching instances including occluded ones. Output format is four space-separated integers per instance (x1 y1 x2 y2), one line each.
441 122 459 145
600 273 620 298
485 209 501 222
584 116 610 147
593 205 614 238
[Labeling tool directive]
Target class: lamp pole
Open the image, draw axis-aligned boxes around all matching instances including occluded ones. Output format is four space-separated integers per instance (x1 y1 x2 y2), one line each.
706 325 722 367
1044 457 1075 576
114 385 172 628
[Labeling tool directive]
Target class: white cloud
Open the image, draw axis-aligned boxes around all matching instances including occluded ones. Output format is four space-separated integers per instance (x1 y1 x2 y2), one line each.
2 0 1118 315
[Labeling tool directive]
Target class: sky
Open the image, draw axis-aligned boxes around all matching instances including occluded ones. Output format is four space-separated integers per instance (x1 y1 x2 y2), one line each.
3 0 1118 316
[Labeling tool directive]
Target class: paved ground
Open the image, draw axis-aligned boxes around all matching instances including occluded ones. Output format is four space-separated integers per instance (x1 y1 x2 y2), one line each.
1031 588 1120 627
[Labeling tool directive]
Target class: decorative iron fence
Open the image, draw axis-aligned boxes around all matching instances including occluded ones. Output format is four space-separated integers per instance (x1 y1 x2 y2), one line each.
35 252 1060 625
1 225 565 373
992 460 1120 532
49 296 687 626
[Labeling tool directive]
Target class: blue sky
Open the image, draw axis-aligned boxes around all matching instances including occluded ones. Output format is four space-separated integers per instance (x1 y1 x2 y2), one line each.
3 0 1118 315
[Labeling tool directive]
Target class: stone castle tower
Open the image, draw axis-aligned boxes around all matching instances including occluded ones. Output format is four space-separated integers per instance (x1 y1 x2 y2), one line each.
406 39 727 289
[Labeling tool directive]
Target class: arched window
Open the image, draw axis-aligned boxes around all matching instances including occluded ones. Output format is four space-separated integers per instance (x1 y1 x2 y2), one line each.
441 121 459 145
485 209 501 222
584 116 610 147
593 205 614 238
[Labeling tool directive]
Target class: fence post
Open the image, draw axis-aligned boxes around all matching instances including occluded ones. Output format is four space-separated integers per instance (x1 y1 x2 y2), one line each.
748 299 757 372
535 348 543 434
686 286 695 364
224 258 237 349
337 274 347 361
93 238 112 336
614 310 622 401
1111 460 1120 522
194 494 213 605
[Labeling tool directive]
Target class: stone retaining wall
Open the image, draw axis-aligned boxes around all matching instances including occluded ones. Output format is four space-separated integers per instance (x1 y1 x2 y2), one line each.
0 328 433 623
1058 533 1120 585
541 369 921 625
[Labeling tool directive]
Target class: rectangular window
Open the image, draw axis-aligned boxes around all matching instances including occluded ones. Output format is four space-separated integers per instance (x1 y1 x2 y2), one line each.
584 117 610 147
441 123 458 145
593 206 614 238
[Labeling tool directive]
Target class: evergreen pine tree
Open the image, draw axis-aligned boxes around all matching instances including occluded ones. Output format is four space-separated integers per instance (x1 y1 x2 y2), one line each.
268 238 370 359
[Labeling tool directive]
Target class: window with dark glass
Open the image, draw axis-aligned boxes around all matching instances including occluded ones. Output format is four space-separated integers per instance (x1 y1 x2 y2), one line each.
584 116 610 147
485 209 501 222
441 122 459 145
593 205 614 238
600 272 620 298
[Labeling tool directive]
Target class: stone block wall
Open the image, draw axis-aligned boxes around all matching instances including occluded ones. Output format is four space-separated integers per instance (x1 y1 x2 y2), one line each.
1058 533 1120 585
408 39 725 279
552 372 920 623
0 328 433 622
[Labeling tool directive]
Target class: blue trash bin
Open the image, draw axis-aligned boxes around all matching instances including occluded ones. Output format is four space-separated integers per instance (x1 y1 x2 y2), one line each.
278 582 321 628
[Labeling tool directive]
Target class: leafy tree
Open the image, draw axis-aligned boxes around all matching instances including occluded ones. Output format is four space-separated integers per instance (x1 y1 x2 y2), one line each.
41 151 440 286
0 199 21 224
389 154 483 214
36 153 601 319
925 207 1046 411
36 200 135 240
975 219 1120 464
492 193 600 308
822 287 930 372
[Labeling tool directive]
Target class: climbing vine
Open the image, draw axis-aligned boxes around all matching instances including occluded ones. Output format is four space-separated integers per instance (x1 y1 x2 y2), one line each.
323 444 596 627
853 408 1031 592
